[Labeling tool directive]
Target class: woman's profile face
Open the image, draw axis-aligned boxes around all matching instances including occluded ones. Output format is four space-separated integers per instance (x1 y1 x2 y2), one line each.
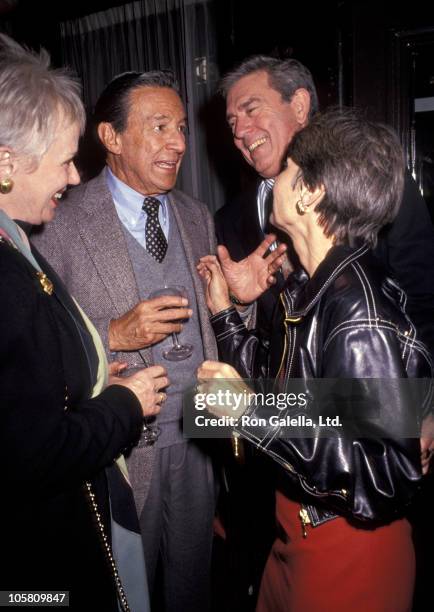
271 157 302 233
12 113 81 225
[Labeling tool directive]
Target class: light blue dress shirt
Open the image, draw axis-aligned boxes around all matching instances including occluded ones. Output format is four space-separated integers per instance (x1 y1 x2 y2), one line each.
106 166 169 248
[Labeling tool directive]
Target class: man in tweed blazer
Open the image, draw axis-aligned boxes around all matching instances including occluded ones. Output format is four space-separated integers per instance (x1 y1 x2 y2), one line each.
33 71 218 612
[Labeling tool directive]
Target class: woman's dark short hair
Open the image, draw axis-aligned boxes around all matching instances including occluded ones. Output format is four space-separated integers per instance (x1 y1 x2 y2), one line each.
220 55 319 119
93 70 180 133
286 107 405 247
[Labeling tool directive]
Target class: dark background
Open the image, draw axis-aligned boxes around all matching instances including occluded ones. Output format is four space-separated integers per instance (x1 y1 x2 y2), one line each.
2 0 434 112
2 0 434 218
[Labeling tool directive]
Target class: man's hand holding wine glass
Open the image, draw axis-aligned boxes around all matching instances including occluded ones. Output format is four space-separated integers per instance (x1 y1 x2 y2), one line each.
108 295 193 351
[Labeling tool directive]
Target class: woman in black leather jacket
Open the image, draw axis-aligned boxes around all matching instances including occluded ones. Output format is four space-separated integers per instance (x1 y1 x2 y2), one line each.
197 109 433 612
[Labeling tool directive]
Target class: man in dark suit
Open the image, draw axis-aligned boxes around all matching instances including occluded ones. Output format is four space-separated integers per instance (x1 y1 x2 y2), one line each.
33 71 217 612
216 55 434 352
213 55 434 611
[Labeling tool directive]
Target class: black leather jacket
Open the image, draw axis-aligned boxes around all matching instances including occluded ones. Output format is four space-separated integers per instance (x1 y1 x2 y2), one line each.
211 245 433 527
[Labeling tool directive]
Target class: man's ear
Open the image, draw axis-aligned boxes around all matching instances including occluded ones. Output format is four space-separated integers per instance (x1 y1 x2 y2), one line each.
290 88 311 128
97 122 122 155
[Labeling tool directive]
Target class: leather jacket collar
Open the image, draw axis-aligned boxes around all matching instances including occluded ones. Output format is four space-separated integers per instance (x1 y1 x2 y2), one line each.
286 244 370 318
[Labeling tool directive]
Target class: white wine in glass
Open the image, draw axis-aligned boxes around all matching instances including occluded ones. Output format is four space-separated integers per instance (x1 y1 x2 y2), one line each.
149 285 193 361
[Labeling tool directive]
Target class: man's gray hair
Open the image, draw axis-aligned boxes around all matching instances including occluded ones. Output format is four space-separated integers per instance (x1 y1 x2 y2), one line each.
0 34 85 167
220 55 319 119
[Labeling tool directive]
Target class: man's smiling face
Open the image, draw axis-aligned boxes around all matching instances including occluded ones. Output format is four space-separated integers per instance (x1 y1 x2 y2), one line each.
226 70 304 179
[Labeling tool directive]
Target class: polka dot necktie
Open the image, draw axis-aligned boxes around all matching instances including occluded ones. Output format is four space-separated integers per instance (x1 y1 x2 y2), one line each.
143 196 168 263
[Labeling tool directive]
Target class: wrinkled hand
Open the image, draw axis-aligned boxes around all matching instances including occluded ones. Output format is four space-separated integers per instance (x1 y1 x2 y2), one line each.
197 256 231 314
196 360 251 418
420 414 434 475
111 365 169 417
109 296 192 351
217 234 287 304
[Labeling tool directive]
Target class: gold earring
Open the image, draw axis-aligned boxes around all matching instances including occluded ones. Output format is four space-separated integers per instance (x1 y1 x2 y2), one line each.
0 176 13 194
296 198 307 215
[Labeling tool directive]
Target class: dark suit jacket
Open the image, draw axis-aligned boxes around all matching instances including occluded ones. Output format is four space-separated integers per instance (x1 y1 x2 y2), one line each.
215 173 434 355
215 181 284 340
0 235 142 609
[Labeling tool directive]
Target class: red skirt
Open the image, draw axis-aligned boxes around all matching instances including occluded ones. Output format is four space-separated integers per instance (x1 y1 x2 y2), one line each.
257 492 415 612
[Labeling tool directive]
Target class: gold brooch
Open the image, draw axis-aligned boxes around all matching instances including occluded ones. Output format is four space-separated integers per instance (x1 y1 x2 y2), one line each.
36 271 53 295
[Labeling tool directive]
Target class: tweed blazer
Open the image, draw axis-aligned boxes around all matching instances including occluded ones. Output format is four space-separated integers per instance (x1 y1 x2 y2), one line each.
33 169 218 509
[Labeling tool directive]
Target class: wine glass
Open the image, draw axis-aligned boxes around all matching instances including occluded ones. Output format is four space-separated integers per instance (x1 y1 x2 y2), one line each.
112 360 161 446
149 285 193 361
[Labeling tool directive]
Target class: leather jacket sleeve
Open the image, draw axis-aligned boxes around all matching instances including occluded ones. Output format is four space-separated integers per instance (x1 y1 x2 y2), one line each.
374 172 434 360
210 306 269 381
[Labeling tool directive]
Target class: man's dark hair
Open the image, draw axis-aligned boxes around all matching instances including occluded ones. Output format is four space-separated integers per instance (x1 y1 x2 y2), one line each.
286 107 405 247
220 55 319 119
93 70 180 133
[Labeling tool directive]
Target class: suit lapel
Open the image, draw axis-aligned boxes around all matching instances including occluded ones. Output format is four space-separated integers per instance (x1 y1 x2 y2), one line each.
169 192 217 360
238 181 265 255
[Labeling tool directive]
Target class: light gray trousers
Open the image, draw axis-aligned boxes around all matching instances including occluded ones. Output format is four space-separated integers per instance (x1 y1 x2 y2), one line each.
139 441 216 612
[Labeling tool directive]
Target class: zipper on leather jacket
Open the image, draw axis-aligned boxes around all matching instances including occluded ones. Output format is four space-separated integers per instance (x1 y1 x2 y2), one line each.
277 293 298 381
274 294 350 527
299 505 311 538
276 327 288 381
231 431 245 462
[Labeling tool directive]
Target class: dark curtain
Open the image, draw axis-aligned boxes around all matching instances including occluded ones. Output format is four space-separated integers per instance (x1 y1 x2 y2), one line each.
60 0 225 212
